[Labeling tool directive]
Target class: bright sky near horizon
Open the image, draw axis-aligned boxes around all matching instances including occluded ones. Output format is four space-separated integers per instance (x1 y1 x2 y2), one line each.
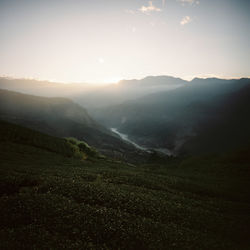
0 0 249 83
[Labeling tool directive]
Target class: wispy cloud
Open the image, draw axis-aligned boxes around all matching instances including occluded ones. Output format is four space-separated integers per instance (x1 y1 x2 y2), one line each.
139 1 162 14
178 0 200 6
180 16 192 25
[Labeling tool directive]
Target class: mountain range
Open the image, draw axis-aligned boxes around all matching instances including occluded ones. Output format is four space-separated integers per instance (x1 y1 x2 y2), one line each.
1 75 250 157
0 76 186 109
91 77 250 155
0 89 148 162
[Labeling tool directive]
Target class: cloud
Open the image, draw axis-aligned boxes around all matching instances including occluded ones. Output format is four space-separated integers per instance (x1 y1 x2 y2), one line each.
178 0 200 6
139 1 162 14
180 16 192 25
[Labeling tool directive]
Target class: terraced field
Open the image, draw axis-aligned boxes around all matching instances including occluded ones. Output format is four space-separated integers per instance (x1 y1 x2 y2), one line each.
0 121 249 249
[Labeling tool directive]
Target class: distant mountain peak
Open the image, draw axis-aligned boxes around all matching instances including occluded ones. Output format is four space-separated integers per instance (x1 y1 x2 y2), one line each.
118 75 187 86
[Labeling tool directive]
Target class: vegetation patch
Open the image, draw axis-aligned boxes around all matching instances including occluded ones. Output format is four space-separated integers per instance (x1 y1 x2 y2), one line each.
0 121 249 249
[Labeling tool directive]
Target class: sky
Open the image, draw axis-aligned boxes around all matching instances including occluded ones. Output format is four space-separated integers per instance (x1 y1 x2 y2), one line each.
0 0 249 83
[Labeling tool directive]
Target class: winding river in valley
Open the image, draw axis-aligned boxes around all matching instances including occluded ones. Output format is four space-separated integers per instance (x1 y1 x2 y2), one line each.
111 128 174 156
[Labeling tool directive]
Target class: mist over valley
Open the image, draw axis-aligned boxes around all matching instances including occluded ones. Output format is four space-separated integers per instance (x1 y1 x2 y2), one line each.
1 0 250 248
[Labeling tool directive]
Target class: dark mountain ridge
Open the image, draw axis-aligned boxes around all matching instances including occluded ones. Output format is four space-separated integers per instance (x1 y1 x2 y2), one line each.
118 75 187 86
91 78 250 155
181 83 250 154
0 76 187 109
1 76 250 156
0 77 93 97
0 89 149 162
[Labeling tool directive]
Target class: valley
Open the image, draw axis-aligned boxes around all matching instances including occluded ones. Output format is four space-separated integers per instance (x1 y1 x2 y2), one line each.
111 127 174 156
0 76 250 249
1 0 249 248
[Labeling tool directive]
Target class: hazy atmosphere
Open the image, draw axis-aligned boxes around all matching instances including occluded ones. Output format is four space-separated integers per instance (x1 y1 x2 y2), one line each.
1 0 250 83
1 1 250 249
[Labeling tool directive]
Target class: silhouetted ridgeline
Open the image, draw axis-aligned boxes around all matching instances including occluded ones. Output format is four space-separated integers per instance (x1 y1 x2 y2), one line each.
0 89 149 162
0 76 186 108
1 76 250 156
91 78 250 155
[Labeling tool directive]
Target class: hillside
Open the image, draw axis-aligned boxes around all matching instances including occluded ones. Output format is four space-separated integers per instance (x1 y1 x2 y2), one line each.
0 89 148 162
0 76 186 109
0 120 103 160
75 75 187 109
91 78 250 154
0 77 94 97
0 120 250 249
181 83 250 154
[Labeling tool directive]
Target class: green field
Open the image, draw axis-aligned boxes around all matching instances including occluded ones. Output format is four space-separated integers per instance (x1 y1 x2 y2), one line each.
0 121 250 249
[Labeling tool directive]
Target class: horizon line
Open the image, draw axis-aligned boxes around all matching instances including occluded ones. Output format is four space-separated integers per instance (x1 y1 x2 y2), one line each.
0 74 249 85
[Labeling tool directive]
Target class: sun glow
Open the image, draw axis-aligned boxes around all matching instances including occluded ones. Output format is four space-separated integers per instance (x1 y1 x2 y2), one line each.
99 76 123 84
98 58 105 64
0 1 249 83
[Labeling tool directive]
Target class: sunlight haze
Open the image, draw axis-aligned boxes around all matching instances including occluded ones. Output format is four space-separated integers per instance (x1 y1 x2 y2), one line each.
1 0 249 83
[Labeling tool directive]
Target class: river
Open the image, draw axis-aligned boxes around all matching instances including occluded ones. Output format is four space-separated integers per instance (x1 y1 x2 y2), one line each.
111 128 148 151
110 128 173 156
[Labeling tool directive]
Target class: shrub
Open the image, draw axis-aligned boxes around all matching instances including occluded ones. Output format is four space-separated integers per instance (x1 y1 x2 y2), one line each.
66 137 99 158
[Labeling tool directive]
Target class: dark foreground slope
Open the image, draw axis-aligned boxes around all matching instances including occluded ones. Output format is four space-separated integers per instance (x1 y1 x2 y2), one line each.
0 89 148 162
0 121 250 249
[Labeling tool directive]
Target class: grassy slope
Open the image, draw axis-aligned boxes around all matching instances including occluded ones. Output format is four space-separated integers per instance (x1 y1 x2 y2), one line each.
0 122 250 249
